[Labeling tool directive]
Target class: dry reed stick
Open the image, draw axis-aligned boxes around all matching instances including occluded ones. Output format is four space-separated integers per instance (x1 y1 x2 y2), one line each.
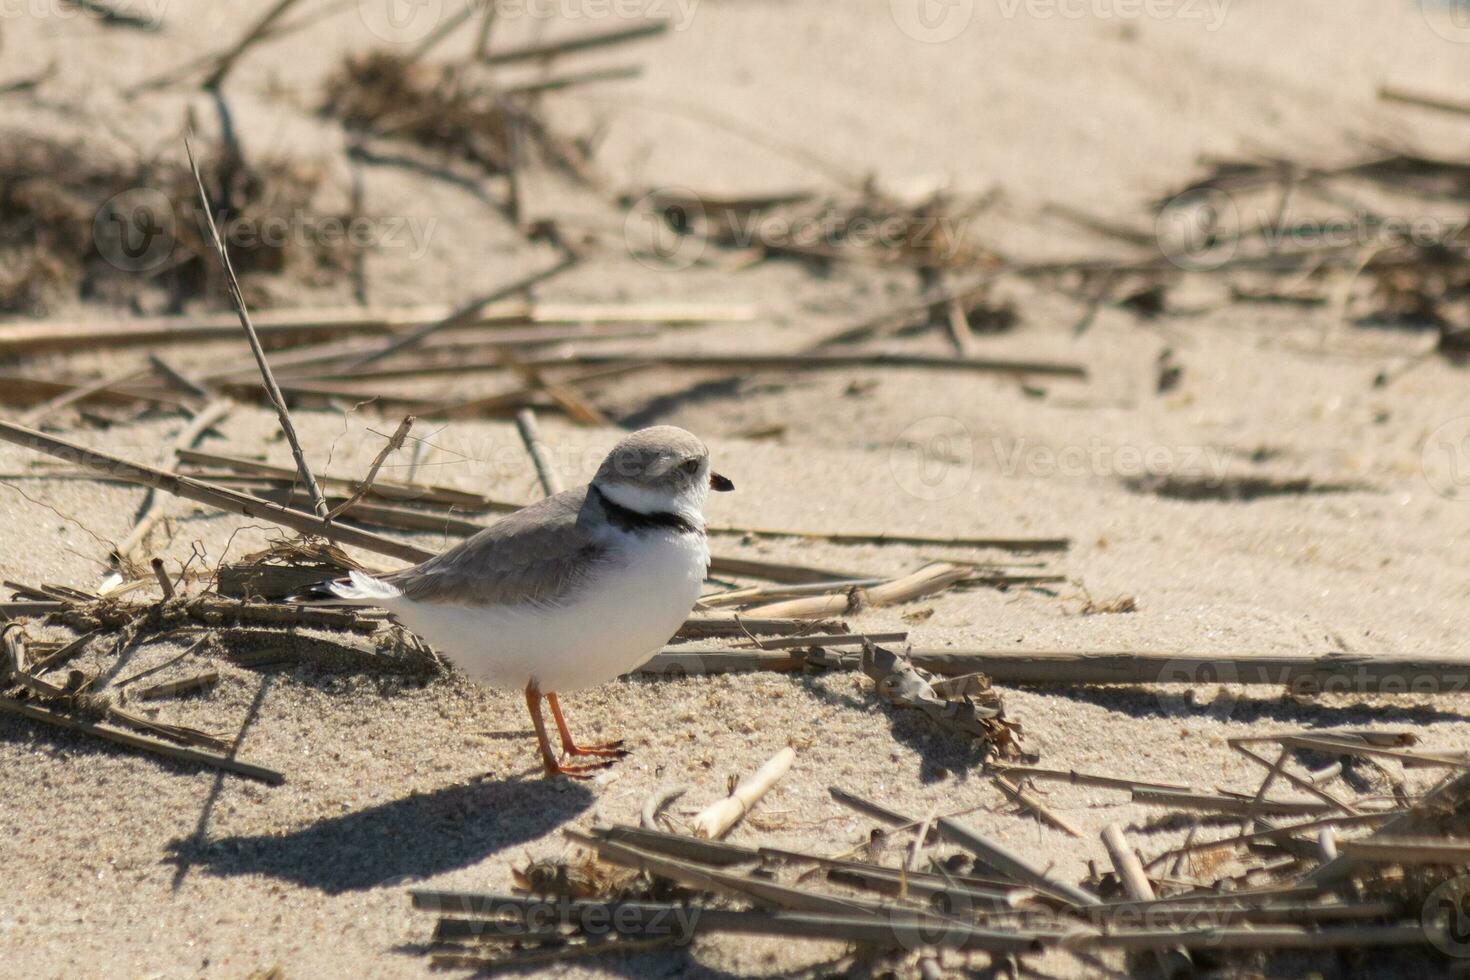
691 746 796 838
0 694 281 783
514 408 563 497
325 416 414 520
994 775 1081 837
19 366 147 426
185 137 328 517
202 0 301 89
0 419 432 565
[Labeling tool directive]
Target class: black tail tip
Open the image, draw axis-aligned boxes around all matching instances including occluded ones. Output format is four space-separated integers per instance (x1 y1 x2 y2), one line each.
288 579 342 603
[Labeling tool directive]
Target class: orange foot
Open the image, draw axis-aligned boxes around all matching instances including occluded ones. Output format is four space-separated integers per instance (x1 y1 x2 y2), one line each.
542 757 617 780
563 739 628 759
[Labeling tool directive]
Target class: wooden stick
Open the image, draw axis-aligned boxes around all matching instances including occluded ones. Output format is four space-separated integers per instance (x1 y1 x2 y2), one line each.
566 829 897 917
1307 769 1470 888
415 891 1046 954
25 630 96 675
514 408 562 496
176 447 513 510
202 0 300 89
483 21 668 65
110 400 231 573
0 419 431 565
0 694 281 784
19 367 146 426
1132 789 1329 818
1336 837 1470 864
744 563 970 619
338 256 579 371
748 631 907 651
150 558 175 599
1144 812 1396 869
0 303 755 354
709 526 1070 552
989 765 1190 794
690 746 795 839
893 649 1470 688
1378 84 1470 118
305 348 1090 382
136 671 219 701
936 815 1101 907
1075 924 1431 952
147 354 211 400
1233 742 1359 815
185 137 328 517
1101 823 1192 974
994 775 1082 837
324 416 414 520
592 824 760 867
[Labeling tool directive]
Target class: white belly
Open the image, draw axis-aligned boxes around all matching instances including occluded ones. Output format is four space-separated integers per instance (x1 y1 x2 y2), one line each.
385 530 707 692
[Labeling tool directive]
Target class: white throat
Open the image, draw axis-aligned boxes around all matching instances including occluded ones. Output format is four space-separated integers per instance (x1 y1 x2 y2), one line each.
595 480 706 526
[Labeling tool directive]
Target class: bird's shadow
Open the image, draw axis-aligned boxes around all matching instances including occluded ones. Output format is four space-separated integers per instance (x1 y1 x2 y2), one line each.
167 777 593 894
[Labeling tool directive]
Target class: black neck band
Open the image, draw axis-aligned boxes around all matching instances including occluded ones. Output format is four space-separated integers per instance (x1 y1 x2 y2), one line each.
590 484 700 535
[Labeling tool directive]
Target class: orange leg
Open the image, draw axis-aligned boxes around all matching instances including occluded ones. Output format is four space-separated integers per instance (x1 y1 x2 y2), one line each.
524 683 613 779
546 692 628 759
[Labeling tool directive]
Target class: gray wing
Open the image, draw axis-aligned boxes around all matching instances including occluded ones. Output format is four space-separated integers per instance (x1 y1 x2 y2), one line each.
382 486 616 607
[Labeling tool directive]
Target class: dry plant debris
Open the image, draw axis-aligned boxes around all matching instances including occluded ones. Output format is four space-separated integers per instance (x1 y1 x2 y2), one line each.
0 133 352 315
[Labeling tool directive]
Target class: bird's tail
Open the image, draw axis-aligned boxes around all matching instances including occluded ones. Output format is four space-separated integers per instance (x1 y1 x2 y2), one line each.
289 570 402 604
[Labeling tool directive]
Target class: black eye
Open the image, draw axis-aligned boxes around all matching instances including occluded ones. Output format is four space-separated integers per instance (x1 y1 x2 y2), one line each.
680 459 700 475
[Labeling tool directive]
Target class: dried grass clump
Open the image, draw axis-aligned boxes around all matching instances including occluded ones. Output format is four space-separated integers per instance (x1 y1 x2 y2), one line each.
320 50 594 180
0 131 354 315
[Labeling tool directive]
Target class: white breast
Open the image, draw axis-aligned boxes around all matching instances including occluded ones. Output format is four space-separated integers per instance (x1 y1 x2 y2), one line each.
383 528 708 692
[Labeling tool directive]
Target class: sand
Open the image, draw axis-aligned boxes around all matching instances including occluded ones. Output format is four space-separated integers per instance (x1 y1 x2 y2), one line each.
2 1 1470 977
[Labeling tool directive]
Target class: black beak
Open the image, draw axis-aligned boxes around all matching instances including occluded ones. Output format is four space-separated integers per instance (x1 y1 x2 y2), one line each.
709 472 734 492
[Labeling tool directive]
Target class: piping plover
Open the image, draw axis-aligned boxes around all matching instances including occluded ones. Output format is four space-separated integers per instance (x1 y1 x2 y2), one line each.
302 426 733 778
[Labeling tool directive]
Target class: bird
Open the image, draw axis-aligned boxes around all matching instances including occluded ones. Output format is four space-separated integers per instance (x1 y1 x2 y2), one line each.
299 426 734 778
